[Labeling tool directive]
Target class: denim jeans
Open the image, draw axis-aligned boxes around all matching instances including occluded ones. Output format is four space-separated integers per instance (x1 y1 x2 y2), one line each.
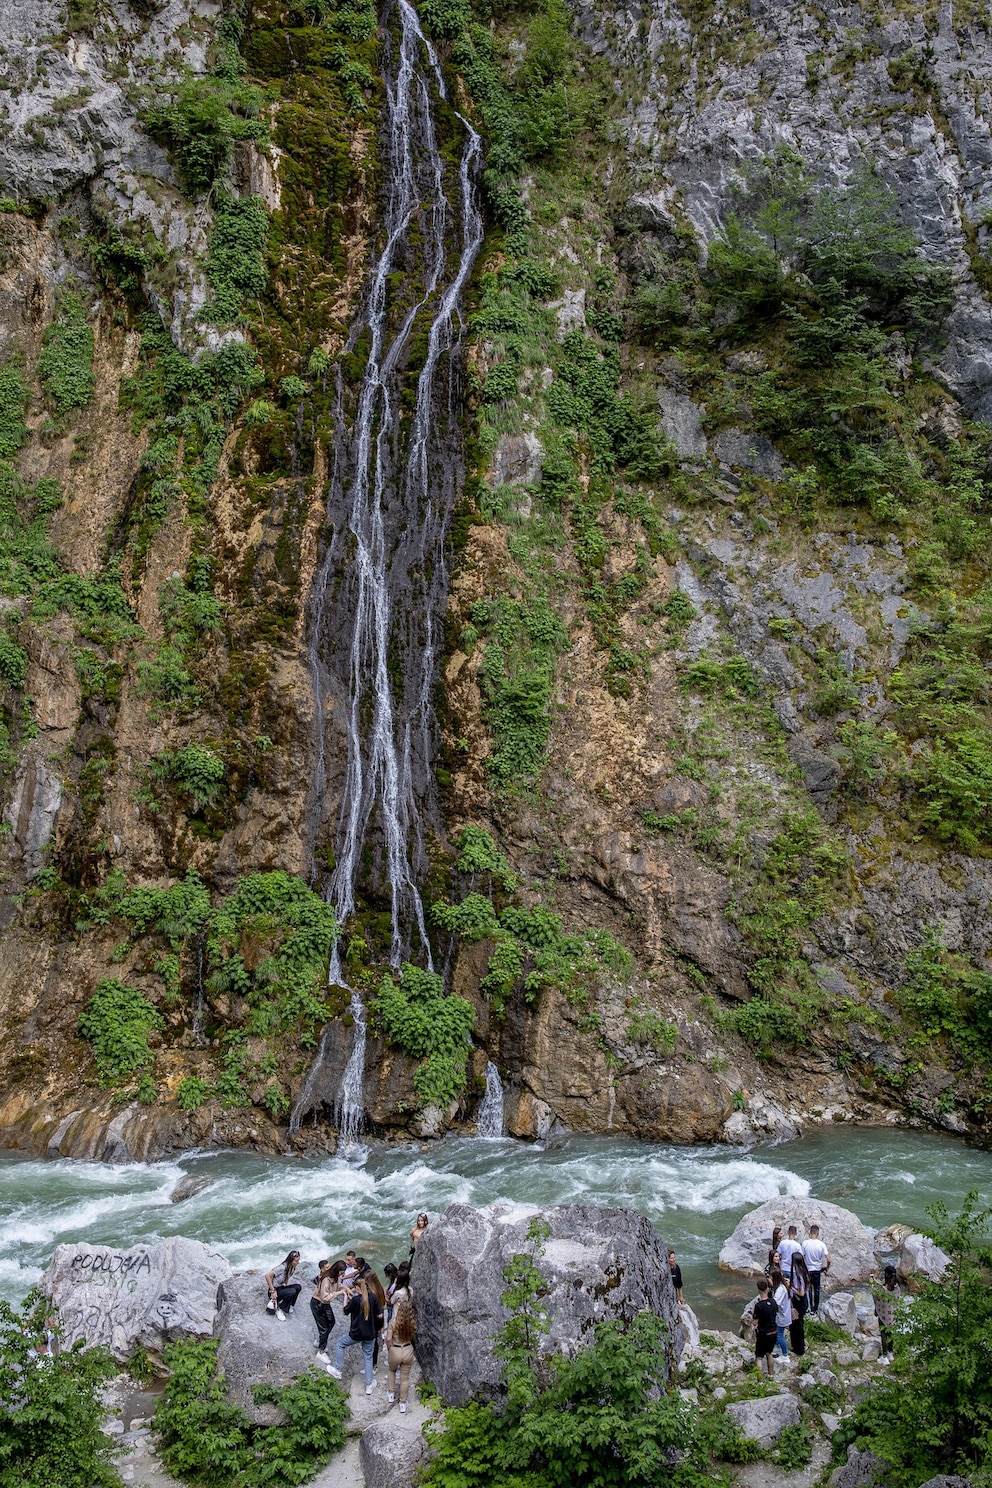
334 1333 375 1384
776 1325 789 1355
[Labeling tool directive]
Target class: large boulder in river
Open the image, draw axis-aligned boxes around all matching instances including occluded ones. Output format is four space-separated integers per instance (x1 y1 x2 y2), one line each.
719 1197 876 1290
410 1201 681 1406
899 1232 950 1284
40 1237 231 1360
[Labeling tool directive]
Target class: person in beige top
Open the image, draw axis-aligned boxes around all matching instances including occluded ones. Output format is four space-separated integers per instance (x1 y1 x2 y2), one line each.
310 1259 347 1364
385 1284 416 1412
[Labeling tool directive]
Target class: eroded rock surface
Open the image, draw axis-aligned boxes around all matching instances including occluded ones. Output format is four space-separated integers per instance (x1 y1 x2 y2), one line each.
412 1201 681 1406
40 1237 231 1360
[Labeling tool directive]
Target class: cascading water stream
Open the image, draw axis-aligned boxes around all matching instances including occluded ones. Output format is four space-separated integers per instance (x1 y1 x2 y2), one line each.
475 1062 506 1139
289 0 484 1141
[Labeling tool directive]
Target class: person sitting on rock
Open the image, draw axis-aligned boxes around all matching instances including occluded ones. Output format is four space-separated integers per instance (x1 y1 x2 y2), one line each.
265 1250 302 1319
310 1259 339 1365
326 1276 383 1394
385 1279 416 1413
752 1279 778 1377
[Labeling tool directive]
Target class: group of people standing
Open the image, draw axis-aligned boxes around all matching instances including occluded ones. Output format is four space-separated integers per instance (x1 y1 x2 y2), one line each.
262 1213 430 1410
748 1222 831 1375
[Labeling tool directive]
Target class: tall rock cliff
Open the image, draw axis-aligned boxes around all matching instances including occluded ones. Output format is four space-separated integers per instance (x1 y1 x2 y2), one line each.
0 0 990 1158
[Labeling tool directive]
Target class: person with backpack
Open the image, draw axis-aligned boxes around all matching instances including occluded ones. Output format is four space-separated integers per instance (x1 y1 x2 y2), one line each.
385 1279 416 1412
326 1276 383 1393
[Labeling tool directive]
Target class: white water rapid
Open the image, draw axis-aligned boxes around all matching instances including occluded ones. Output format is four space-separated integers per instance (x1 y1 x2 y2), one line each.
292 0 484 1138
476 1062 506 1139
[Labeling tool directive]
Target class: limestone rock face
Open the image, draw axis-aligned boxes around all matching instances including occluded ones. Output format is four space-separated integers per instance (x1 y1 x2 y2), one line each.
411 1201 681 1406
40 1237 231 1360
719 1198 876 1290
725 1392 801 1445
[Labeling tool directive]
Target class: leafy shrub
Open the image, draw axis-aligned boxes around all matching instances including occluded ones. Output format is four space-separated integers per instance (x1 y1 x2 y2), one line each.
774 1422 813 1468
155 1338 349 1487
151 742 225 812
176 1075 212 1112
626 1007 678 1053
144 74 266 195
137 644 199 710
897 925 992 1061
204 195 268 323
77 979 163 1086
37 289 95 414
0 363 28 458
0 632 27 690
0 1291 121 1488
696 1409 764 1463
371 964 475 1108
913 728 992 849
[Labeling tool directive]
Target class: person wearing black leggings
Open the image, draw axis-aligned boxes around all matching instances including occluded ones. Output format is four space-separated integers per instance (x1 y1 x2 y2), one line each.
265 1250 302 1319
310 1259 344 1363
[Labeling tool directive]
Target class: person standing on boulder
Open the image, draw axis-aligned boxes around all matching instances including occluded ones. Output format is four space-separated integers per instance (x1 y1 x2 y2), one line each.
385 1278 416 1412
770 1266 791 1359
778 1225 801 1281
409 1213 429 1258
265 1250 302 1319
310 1259 338 1365
802 1225 830 1315
788 1253 810 1357
668 1251 684 1305
872 1264 900 1362
753 1279 778 1377
327 1276 383 1393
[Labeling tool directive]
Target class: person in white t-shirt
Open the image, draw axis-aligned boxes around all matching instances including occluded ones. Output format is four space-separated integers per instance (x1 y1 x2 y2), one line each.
778 1225 801 1280
802 1225 830 1314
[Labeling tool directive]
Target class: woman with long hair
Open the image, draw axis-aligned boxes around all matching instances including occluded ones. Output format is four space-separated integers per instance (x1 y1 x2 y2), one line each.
326 1276 383 1393
358 1259 388 1370
385 1280 416 1412
770 1266 790 1359
409 1214 429 1258
265 1250 302 1319
788 1253 810 1357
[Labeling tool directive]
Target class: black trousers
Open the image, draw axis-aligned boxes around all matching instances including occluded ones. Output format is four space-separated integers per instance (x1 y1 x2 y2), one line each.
789 1293 807 1357
807 1270 822 1312
275 1283 302 1312
310 1298 335 1349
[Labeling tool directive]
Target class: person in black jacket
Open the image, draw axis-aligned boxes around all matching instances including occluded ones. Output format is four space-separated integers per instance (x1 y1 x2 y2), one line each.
752 1279 778 1377
326 1277 383 1393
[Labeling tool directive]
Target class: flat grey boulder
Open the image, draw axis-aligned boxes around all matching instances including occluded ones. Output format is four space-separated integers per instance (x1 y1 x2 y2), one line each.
719 1198 876 1289
899 1233 949 1283
411 1202 680 1406
359 1420 429 1488
40 1237 231 1361
214 1268 331 1414
725 1392 800 1445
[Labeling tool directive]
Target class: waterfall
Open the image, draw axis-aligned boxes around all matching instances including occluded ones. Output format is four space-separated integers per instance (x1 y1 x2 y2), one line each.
476 1062 506 1139
290 0 484 1140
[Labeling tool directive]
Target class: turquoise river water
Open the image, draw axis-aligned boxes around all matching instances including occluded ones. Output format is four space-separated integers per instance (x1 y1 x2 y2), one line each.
2 1126 989 1329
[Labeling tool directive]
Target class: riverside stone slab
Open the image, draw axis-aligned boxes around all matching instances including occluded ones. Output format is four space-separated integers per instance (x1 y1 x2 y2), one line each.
725 1393 801 1445
412 1202 681 1406
718 1198 876 1290
40 1237 231 1360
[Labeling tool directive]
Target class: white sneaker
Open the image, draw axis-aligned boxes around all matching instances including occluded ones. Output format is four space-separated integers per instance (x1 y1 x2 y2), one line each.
326 1365 342 1379
316 1352 330 1364
387 1391 395 1403
276 1309 287 1321
266 1301 276 1313
399 1401 408 1413
365 1379 377 1395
